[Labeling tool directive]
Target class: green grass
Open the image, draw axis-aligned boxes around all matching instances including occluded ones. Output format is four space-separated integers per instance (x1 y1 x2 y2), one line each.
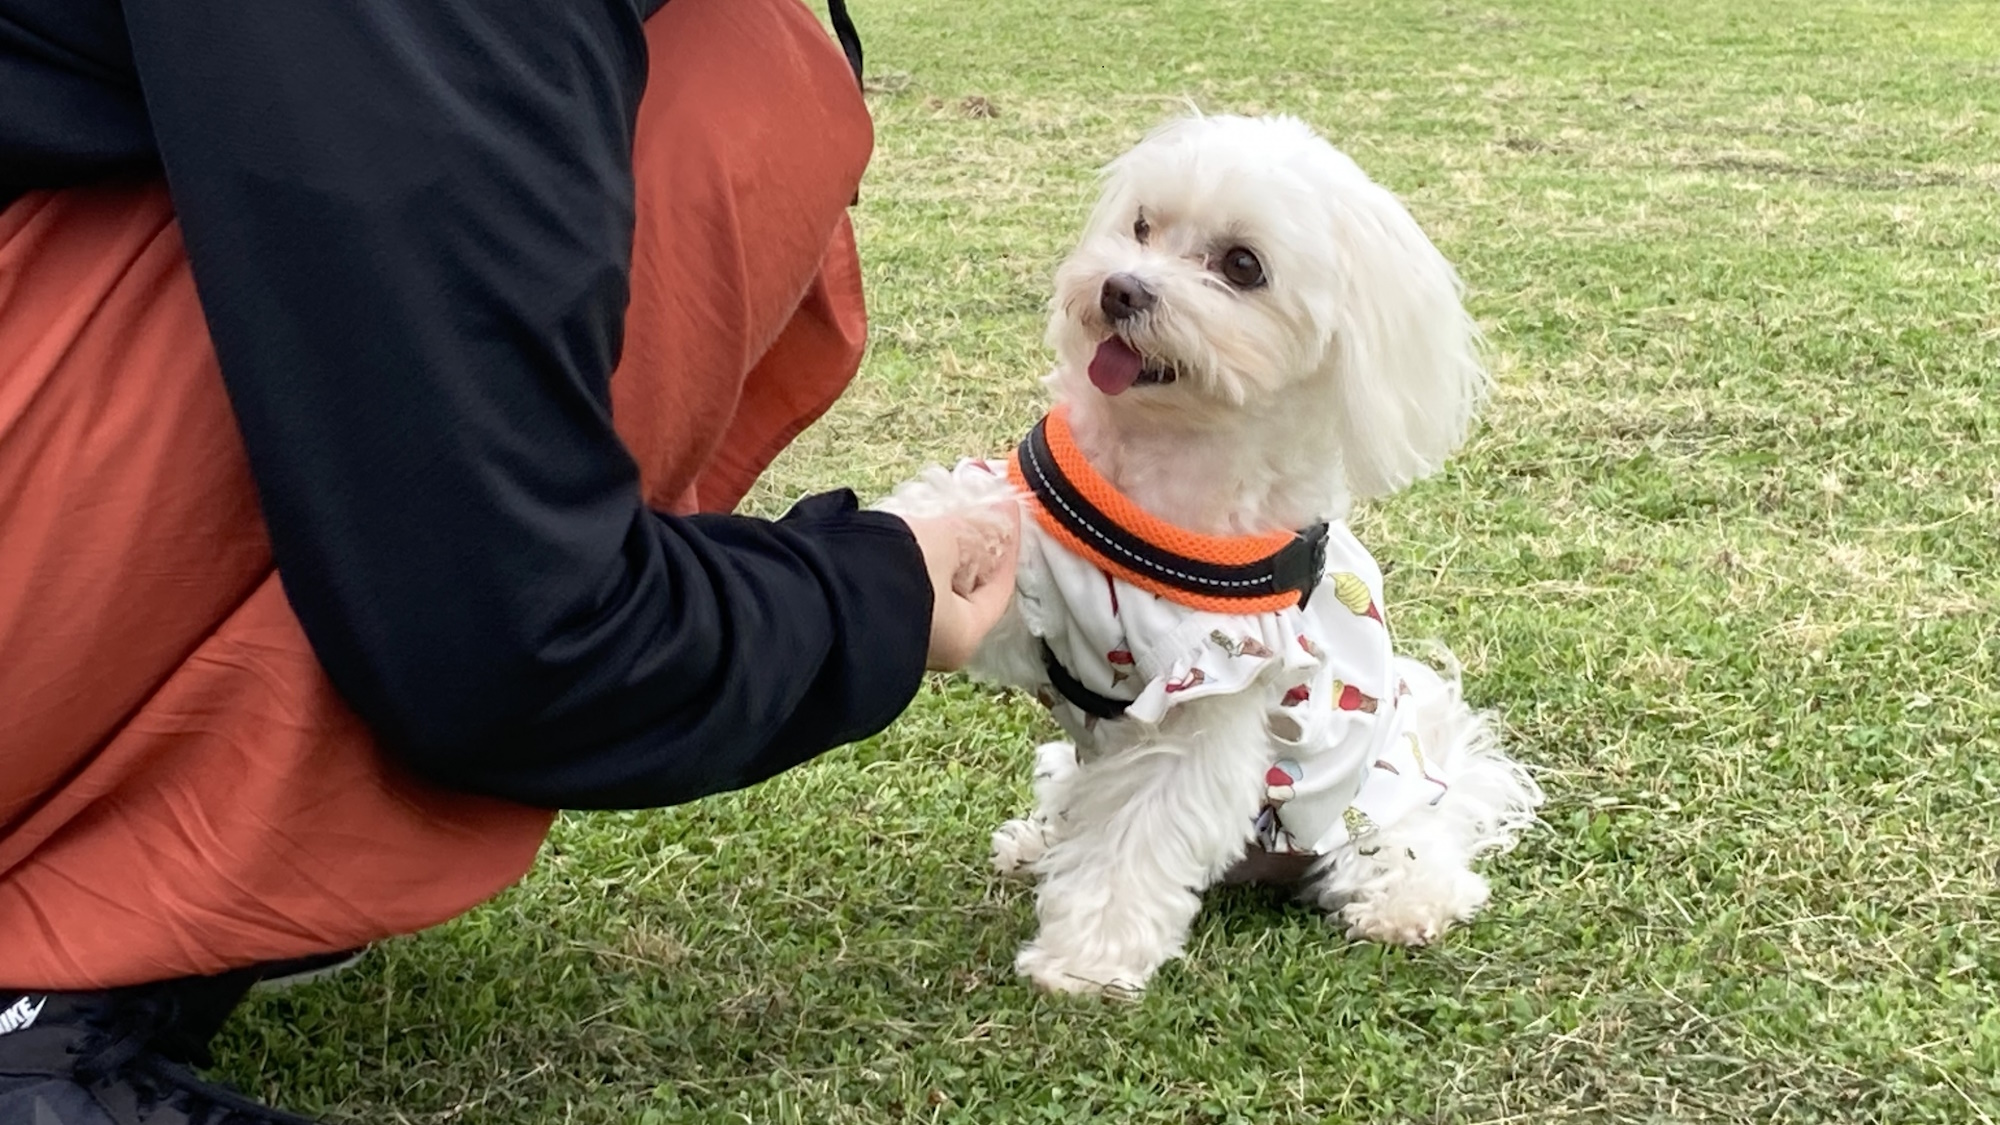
216 1 2000 1120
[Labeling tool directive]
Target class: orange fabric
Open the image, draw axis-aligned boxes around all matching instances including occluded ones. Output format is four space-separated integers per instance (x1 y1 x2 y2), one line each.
1007 404 1308 614
0 0 871 989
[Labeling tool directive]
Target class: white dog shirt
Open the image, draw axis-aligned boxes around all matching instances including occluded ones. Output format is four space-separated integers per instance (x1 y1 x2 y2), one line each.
962 407 1452 858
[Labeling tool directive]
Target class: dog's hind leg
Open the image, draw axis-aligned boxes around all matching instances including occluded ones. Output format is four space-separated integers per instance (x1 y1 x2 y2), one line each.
1310 657 1541 945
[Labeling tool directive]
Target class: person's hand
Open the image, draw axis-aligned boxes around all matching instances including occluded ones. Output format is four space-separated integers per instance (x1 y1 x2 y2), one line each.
898 505 1021 671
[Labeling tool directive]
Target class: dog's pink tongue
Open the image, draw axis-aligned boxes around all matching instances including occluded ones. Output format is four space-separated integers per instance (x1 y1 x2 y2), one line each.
1087 336 1144 396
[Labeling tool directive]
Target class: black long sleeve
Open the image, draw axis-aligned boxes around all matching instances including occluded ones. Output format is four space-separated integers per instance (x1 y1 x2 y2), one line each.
0 0 933 808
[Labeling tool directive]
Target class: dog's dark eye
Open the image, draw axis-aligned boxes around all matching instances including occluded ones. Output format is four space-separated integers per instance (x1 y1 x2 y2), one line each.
1133 214 1150 243
1219 247 1265 289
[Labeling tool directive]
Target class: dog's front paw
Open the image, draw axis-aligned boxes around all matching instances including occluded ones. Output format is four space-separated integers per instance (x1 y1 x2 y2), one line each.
1014 943 1145 998
991 817 1051 879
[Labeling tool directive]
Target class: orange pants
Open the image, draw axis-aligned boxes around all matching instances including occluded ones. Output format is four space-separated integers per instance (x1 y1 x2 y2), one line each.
0 0 871 989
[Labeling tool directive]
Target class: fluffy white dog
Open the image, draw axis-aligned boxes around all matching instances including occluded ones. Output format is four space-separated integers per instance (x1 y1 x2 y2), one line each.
880 114 1542 996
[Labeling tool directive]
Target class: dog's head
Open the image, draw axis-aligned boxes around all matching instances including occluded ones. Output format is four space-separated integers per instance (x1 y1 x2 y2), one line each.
1047 114 1486 499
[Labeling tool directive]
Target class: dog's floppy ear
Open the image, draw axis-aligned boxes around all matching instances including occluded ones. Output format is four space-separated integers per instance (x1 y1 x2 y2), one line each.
1318 168 1487 499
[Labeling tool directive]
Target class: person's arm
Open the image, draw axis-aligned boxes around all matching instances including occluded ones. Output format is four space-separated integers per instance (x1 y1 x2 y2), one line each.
123 0 950 808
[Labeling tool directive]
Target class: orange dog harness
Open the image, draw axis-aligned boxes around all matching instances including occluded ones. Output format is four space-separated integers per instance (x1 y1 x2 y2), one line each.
1007 405 1329 616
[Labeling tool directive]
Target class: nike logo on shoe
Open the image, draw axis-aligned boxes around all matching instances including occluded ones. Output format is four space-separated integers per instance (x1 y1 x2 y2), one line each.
0 995 47 1035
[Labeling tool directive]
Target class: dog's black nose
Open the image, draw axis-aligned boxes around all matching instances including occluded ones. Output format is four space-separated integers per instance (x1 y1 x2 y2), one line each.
1099 274 1156 322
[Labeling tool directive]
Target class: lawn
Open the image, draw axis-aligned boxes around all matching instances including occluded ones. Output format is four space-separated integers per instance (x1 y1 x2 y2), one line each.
216 0 2000 1121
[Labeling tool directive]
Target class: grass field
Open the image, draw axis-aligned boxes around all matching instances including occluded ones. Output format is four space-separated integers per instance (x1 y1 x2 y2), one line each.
216 1 2000 1121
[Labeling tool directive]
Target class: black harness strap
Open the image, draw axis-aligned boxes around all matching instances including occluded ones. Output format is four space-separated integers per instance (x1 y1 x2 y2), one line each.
1041 641 1134 720
826 0 863 204
827 0 863 88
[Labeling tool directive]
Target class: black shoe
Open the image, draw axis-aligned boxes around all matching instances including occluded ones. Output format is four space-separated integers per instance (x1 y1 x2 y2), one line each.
0 981 320 1125
248 949 367 995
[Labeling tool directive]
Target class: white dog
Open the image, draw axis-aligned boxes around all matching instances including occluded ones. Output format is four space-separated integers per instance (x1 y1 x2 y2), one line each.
880 114 1542 996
